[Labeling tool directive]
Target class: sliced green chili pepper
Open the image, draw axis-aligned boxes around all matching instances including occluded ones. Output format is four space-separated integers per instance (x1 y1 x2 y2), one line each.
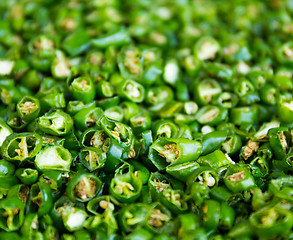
1 132 42 162
79 147 106 172
35 145 73 172
62 30 90 56
66 172 102 202
197 150 231 169
109 171 142 203
149 137 202 170
194 36 220 61
201 130 228 155
194 79 222 106
249 206 293 239
30 182 53 216
195 105 228 126
69 76 95 103
74 107 103 130
117 79 145 103
187 166 219 189
0 197 24 231
223 166 256 193
57 206 88 232
15 168 38 185
99 115 133 149
38 110 73 136
16 96 40 122
268 127 290 160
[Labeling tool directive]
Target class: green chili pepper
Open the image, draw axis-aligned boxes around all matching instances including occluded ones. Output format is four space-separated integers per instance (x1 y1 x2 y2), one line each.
21 213 40 239
201 130 228 155
38 110 73 136
0 197 25 231
195 105 228 126
74 107 103 130
69 76 96 103
92 27 131 48
58 206 88 232
149 172 188 214
0 1 293 239
16 96 40 122
223 166 256 193
187 166 219 189
249 206 293 238
118 46 143 80
166 161 200 182
1 132 42 163
66 172 102 202
117 79 145 103
30 182 53 216
0 159 15 176
62 30 90 57
110 171 142 203
268 176 293 202
268 127 290 160
15 168 38 185
149 137 202 170
99 115 133 149
194 36 220 61
66 100 96 115
35 145 73 172
118 203 151 232
39 170 63 201
0 119 13 146
79 147 106 172
194 79 222 106
197 150 231 169
189 182 210 206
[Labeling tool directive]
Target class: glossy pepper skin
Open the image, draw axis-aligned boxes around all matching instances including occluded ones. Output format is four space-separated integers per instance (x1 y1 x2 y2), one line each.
92 27 131 48
118 203 151 232
197 150 230 169
99 115 134 150
39 170 63 201
15 168 38 185
200 130 228 156
187 166 219 189
29 182 53 217
74 107 103 131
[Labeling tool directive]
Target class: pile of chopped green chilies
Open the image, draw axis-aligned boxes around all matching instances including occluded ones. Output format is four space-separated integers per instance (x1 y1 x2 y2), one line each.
0 0 293 239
